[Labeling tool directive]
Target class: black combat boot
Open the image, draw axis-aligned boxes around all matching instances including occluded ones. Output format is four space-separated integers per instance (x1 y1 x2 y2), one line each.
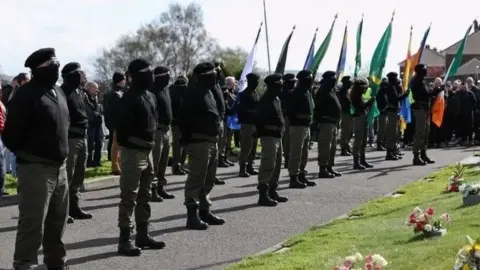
238 163 250 177
268 183 288 202
199 209 226 225
151 187 164 202
360 155 374 168
135 223 166 249
47 264 69 270
289 175 307 188
257 184 278 206
298 173 317 186
413 152 427 166
186 205 209 230
224 156 235 166
376 143 386 151
327 166 342 177
353 157 366 170
67 216 74 224
318 166 335 178
172 164 186 175
118 228 142 256
421 150 435 164
340 148 351 156
157 185 175 199
218 155 229 168
214 177 226 185
284 158 289 169
385 149 399 161
180 165 189 173
69 201 93 220
246 162 259 175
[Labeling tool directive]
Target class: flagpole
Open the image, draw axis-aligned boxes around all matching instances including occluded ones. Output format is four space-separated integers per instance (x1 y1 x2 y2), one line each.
263 0 272 74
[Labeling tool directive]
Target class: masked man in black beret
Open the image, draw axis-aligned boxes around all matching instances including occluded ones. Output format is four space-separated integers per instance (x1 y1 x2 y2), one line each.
211 62 227 185
256 74 289 206
116 58 165 256
103 72 126 175
287 70 316 188
411 64 437 165
280 73 296 168
314 71 342 178
384 72 410 161
237 73 260 177
60 62 92 225
4 48 69 270
149 66 175 202
338 76 354 156
350 78 375 170
376 78 388 151
170 76 189 175
180 62 226 230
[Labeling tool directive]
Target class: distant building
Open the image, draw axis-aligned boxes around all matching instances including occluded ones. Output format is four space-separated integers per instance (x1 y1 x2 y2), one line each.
398 45 446 83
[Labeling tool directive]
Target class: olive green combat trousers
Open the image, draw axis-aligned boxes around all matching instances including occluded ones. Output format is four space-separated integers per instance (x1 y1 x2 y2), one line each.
413 109 430 154
377 113 388 145
118 147 154 229
239 124 257 164
316 122 338 166
152 128 170 187
352 115 368 157
386 111 399 149
288 126 310 176
13 162 68 269
67 137 87 204
184 142 218 210
282 118 291 162
258 137 282 185
339 112 354 149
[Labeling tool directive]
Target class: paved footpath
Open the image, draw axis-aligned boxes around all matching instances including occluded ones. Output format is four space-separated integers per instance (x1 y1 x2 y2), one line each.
0 146 473 270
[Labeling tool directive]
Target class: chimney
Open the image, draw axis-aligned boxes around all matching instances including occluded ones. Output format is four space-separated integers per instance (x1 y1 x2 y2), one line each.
474 19 479 32
433 47 437 52
425 44 430 49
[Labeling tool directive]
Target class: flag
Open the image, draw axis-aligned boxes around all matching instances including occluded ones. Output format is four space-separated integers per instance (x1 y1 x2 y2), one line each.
310 14 338 77
336 23 348 83
274 26 296 74
432 24 473 127
409 23 432 104
399 26 413 132
303 28 318 70
237 22 263 93
367 13 394 126
354 15 363 78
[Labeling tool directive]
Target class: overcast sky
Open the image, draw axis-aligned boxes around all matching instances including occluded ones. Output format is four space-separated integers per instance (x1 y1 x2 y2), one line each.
0 0 477 78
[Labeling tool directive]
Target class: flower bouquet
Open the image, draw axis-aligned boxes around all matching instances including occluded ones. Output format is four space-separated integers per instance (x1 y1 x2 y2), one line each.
459 183 480 206
453 236 480 270
406 207 450 237
447 163 465 192
332 252 388 270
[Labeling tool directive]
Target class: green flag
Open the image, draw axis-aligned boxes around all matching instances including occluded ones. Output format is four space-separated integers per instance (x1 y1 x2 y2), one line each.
443 24 473 82
367 14 394 126
354 15 363 78
310 14 338 77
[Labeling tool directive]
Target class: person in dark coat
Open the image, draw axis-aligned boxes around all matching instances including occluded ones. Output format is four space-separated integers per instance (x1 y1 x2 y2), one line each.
170 76 189 175
85 82 104 167
279 73 296 168
375 78 388 151
337 76 354 156
455 80 476 145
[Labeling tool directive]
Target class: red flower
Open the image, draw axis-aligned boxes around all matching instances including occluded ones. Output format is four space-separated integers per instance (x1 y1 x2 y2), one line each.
409 217 417 224
452 186 459 192
416 222 424 231
427 208 434 216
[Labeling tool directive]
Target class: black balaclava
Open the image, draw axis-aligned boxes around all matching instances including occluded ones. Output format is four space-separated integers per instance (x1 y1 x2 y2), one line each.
32 64 59 88
128 59 154 90
266 81 282 96
298 76 313 90
322 77 336 90
63 72 81 89
25 48 59 88
198 72 216 89
246 77 259 90
414 64 427 78
153 66 171 90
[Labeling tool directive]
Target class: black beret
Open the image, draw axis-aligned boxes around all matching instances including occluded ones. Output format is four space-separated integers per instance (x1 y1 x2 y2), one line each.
264 73 283 84
322 71 336 80
112 72 125 84
128 58 151 74
61 62 81 75
282 73 296 82
296 70 312 80
154 66 170 76
17 73 29 82
414 64 427 71
341 76 352 84
246 73 260 81
386 72 398 79
354 77 369 87
25 47 56 69
193 62 215 75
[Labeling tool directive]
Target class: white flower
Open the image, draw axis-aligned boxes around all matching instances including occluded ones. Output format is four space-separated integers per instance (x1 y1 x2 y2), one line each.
424 224 433 232
345 256 357 263
475 251 480 258
371 254 388 267
354 253 363 262
413 207 423 214
418 214 426 222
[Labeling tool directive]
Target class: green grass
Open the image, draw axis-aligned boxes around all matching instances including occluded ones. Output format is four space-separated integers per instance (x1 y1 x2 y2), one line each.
228 164 480 270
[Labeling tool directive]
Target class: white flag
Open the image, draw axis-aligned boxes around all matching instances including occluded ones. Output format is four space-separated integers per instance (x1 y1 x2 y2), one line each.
238 23 263 92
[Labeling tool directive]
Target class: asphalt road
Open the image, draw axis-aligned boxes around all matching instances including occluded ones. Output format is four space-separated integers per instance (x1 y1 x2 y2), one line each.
0 146 473 270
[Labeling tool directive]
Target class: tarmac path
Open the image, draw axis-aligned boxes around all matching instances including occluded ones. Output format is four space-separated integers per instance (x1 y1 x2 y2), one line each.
0 146 472 270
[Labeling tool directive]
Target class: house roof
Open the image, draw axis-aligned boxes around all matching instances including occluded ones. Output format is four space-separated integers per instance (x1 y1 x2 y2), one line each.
398 47 445 67
454 57 480 76
442 29 480 55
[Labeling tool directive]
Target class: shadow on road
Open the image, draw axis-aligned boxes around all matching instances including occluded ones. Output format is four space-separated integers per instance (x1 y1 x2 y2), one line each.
0 225 17 234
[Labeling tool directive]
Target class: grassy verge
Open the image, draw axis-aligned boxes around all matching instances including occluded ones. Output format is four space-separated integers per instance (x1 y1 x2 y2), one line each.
228 164 480 270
